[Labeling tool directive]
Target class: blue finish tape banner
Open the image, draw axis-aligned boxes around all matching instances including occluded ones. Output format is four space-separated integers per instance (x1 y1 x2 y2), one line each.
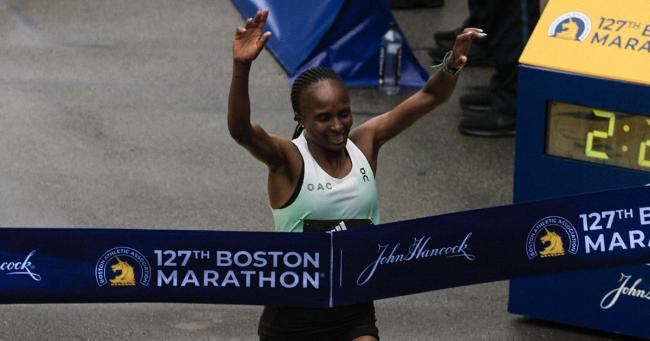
1 186 649 307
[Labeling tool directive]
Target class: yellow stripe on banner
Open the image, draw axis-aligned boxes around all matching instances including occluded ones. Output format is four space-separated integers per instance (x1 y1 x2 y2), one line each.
521 0 650 86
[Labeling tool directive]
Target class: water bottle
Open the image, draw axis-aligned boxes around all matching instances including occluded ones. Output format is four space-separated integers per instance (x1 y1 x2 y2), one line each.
379 21 402 95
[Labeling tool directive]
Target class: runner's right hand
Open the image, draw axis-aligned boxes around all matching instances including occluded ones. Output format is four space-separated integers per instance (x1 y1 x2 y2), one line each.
232 8 272 64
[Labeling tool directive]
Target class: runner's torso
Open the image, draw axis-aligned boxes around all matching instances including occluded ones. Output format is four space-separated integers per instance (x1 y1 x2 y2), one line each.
272 132 380 232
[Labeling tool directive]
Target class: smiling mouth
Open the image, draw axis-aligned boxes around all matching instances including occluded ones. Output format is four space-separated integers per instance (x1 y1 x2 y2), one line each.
328 134 346 144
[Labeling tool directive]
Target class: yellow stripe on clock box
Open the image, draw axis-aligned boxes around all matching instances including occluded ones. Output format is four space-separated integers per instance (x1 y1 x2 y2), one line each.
520 0 650 86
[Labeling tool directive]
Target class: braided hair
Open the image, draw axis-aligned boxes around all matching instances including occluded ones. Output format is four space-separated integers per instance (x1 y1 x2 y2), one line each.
290 67 344 139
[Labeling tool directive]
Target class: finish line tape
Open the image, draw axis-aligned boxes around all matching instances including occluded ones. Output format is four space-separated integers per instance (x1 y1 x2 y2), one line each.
1 186 649 307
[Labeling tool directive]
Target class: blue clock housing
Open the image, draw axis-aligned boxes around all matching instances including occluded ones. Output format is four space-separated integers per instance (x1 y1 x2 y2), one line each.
509 65 650 339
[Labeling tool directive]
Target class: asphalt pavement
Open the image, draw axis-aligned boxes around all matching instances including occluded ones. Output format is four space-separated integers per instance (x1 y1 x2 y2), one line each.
0 0 637 340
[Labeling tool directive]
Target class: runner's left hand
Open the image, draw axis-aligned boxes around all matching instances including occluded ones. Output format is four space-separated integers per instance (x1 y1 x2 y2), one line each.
448 28 487 70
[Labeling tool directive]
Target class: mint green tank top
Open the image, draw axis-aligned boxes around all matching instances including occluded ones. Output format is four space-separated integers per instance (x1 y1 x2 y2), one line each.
272 133 380 232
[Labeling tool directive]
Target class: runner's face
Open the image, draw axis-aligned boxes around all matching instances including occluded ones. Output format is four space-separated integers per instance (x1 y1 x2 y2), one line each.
299 80 352 152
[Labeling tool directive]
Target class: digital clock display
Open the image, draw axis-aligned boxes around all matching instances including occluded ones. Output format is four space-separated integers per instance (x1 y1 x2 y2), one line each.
546 101 650 172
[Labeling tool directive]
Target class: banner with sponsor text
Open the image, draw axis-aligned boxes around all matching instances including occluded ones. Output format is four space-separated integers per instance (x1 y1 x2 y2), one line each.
1 186 649 307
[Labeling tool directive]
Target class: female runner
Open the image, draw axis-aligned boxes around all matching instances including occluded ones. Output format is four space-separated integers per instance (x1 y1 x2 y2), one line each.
228 8 484 341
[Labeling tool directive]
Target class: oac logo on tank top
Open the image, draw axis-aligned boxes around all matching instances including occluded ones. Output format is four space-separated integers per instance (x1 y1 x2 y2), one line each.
306 182 332 191
360 167 369 183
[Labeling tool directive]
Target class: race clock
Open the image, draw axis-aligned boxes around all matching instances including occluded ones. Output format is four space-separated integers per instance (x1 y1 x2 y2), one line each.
546 102 650 172
508 0 650 339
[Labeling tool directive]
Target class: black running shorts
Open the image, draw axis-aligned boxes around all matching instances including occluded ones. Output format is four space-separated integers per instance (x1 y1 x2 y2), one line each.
258 302 379 341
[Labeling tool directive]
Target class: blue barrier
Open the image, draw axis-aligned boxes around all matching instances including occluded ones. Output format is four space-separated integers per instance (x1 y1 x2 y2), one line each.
1 186 649 307
230 0 429 87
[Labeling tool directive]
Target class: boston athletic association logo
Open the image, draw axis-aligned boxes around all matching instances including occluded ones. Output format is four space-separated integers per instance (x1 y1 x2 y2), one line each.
526 216 579 259
548 12 592 42
96 247 151 287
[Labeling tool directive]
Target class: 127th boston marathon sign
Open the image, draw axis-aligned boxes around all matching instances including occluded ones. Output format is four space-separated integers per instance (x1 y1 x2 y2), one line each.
0 186 649 307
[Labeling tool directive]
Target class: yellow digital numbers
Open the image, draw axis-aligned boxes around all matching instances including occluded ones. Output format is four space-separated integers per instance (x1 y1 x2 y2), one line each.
640 141 650 167
640 119 650 168
585 110 615 160
547 102 650 172
583 110 650 170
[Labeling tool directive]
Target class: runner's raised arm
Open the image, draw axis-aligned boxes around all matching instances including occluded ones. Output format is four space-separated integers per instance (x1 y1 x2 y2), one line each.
227 9 295 170
351 28 487 166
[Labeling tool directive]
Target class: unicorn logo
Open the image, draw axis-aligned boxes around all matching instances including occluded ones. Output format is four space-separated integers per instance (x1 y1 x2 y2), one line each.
539 228 566 257
95 247 151 287
526 216 579 260
109 257 136 286
555 19 580 40
548 12 591 42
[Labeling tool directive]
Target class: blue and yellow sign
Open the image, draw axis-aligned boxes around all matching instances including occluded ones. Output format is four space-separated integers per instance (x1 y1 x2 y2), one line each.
511 0 650 339
520 0 650 86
